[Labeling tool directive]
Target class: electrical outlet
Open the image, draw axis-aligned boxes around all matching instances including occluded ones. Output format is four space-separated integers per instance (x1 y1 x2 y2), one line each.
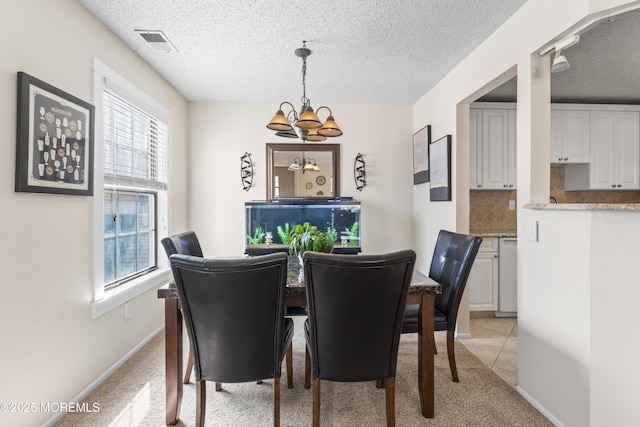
124 301 133 320
508 200 516 210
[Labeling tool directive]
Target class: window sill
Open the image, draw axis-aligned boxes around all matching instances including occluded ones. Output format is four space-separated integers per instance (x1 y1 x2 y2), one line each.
92 268 171 318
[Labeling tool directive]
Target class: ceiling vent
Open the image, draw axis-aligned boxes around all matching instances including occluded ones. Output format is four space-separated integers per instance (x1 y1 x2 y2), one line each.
135 30 178 53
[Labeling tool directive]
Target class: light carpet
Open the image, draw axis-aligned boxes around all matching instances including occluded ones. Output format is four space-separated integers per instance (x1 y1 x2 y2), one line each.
56 316 551 426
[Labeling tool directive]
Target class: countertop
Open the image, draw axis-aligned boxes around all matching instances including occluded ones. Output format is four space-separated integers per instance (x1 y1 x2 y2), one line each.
524 203 640 211
470 229 517 238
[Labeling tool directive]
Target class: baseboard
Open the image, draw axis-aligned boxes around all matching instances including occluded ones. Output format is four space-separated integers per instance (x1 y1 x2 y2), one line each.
456 332 472 339
495 311 517 318
42 324 164 427
516 385 564 427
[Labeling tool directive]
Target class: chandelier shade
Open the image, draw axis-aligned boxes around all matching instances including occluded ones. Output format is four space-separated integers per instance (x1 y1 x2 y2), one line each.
267 110 293 131
318 115 343 137
296 106 322 129
267 41 342 142
306 128 327 142
276 127 299 138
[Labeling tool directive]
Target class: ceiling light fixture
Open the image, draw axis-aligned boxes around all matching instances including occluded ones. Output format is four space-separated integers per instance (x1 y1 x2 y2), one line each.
540 34 579 74
551 50 571 73
267 41 343 142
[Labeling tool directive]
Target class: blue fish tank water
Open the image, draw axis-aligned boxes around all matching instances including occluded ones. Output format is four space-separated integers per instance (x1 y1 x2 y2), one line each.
245 199 361 255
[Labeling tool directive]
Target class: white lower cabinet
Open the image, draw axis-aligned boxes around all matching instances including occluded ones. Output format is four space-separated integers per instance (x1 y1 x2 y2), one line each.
468 238 499 311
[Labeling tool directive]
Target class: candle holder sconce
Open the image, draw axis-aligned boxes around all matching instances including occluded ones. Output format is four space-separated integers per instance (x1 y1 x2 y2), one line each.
354 153 366 191
241 152 253 191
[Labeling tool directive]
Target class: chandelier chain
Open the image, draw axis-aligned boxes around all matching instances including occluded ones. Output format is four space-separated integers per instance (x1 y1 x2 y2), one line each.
301 48 308 105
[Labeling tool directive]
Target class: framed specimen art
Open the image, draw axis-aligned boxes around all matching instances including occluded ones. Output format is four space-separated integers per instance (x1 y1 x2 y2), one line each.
15 72 95 196
412 124 430 185
429 134 452 201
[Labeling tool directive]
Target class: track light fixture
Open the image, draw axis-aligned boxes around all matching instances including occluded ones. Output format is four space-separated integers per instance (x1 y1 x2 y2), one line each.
551 50 571 73
541 34 579 73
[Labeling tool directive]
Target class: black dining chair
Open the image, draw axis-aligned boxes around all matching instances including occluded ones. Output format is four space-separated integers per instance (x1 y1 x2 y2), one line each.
303 250 416 427
169 252 294 427
161 231 203 385
402 230 482 382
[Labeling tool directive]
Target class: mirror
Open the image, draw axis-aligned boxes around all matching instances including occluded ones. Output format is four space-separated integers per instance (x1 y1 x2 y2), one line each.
266 143 340 200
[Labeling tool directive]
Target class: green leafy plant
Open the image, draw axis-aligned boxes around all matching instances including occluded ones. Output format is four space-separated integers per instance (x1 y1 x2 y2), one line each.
246 227 265 245
277 223 291 245
347 222 359 246
326 226 338 244
288 223 334 256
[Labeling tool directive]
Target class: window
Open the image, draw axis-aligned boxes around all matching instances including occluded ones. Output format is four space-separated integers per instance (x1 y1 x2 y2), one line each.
103 190 156 287
92 59 171 317
102 89 167 289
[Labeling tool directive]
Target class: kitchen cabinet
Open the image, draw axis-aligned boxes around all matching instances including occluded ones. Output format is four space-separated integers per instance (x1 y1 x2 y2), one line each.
468 238 499 311
565 110 640 190
550 109 590 164
469 109 482 189
470 105 517 190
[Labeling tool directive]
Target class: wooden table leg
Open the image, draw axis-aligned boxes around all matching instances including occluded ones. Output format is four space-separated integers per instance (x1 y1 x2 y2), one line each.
418 293 435 418
165 298 183 425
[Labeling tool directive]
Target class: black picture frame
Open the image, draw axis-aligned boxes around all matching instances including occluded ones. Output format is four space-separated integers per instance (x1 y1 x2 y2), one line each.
412 125 431 184
15 72 94 196
429 135 452 201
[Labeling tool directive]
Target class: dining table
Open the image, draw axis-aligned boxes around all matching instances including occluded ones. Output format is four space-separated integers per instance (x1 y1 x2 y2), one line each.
157 264 441 425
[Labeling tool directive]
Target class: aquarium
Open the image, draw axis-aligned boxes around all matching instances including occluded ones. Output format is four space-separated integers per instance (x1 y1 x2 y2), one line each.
245 199 361 255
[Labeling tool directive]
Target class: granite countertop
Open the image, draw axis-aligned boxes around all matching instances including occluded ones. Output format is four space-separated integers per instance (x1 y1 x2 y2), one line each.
470 229 517 238
158 267 440 300
524 203 640 211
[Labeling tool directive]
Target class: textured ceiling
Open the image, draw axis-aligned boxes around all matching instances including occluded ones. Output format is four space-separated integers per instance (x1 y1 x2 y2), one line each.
75 0 528 105
479 7 640 104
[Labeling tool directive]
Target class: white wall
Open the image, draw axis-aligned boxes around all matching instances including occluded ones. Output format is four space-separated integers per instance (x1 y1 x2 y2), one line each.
412 0 640 425
590 211 640 426
188 102 415 257
0 2 188 426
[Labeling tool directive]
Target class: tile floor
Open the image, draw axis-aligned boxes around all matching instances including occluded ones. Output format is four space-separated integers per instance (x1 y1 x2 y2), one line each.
459 315 518 388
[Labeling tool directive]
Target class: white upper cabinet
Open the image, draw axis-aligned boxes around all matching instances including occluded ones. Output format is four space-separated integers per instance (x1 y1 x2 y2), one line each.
470 105 517 190
469 109 482 189
565 108 640 190
550 109 590 164
589 111 640 189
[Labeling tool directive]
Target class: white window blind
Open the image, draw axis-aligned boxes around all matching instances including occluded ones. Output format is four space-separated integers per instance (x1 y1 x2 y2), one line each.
103 90 167 190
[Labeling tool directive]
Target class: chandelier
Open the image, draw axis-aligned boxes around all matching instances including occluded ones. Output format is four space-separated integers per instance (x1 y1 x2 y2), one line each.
266 41 343 142
288 155 319 173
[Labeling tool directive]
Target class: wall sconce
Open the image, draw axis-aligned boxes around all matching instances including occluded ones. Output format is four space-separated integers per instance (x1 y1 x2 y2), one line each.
240 152 253 191
354 153 366 191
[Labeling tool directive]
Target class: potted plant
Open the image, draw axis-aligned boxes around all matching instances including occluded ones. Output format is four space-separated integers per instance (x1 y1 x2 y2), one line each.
288 223 334 283
288 223 334 256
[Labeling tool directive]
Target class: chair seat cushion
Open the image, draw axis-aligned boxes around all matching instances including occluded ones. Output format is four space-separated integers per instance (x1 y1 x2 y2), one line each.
402 304 447 334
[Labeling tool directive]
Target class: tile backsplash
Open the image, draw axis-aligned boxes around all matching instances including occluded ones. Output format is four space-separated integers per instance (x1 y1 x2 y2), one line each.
470 167 640 230
550 167 640 203
470 190 517 230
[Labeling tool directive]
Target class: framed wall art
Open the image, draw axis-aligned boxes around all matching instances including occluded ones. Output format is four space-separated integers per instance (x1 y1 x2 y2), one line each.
15 72 94 196
429 134 451 201
412 124 431 185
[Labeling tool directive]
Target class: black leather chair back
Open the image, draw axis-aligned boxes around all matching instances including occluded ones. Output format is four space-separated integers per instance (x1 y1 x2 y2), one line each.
303 250 416 382
429 230 482 330
169 252 289 383
161 231 203 258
